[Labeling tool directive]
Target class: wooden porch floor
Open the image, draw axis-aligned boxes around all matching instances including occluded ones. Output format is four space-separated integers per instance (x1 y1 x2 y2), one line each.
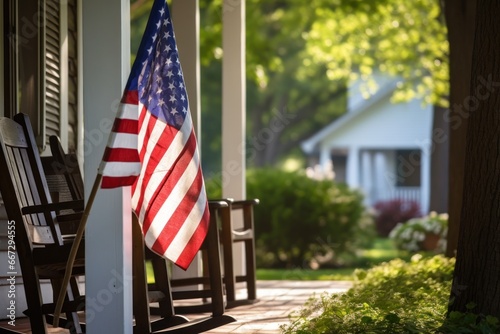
0 280 352 334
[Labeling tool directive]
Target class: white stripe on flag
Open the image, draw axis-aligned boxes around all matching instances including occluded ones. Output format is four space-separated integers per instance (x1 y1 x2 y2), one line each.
106 132 138 150
137 104 150 152
143 148 200 248
100 161 142 177
120 103 139 120
159 183 206 263
132 117 191 223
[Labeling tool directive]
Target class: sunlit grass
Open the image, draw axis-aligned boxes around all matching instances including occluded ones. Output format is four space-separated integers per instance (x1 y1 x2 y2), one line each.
256 237 414 281
146 261 154 284
256 268 356 281
358 237 410 264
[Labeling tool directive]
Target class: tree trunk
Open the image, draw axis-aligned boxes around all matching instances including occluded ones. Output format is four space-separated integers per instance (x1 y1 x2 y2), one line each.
449 0 500 316
443 0 477 257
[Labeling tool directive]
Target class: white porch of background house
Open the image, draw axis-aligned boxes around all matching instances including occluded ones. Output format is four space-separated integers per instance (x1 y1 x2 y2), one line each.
317 144 431 213
306 91 434 213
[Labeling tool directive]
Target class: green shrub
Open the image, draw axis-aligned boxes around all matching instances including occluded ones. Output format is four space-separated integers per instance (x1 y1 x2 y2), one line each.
206 168 375 268
281 255 500 334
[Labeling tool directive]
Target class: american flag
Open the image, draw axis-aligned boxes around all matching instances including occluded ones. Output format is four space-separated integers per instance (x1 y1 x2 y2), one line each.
99 0 210 270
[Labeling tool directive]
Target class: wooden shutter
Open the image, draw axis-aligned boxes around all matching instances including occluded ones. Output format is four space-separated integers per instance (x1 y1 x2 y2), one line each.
8 0 77 151
45 0 62 143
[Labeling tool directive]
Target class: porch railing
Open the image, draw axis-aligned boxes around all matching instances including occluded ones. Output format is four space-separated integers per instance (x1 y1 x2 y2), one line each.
370 186 422 206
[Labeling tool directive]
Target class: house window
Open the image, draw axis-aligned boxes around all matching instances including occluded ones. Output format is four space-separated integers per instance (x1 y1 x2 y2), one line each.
3 0 78 152
395 149 421 187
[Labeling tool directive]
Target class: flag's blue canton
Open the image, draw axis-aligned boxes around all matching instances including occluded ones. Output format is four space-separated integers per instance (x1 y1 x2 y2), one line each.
138 4 188 129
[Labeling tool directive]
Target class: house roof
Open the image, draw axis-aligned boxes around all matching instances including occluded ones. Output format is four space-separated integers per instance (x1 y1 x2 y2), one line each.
301 79 399 154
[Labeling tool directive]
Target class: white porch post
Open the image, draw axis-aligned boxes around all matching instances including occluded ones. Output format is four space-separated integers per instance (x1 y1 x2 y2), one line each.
319 146 331 167
170 0 202 285
82 0 133 333
222 0 246 199
222 0 246 275
420 148 431 214
377 151 390 201
346 146 360 188
373 152 387 202
360 150 372 205
172 0 201 136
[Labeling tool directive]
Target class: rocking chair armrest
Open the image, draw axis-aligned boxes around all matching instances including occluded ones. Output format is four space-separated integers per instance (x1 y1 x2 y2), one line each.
208 198 259 209
207 200 229 209
230 198 260 209
21 199 85 215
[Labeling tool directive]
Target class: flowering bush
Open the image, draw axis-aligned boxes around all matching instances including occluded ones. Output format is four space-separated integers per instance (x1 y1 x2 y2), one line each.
373 199 421 237
389 212 448 252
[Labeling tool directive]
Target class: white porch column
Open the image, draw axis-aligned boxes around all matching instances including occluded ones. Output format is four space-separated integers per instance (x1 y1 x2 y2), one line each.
82 0 133 333
346 146 360 189
373 152 388 202
170 0 202 285
376 151 390 201
360 150 373 205
319 146 331 167
420 148 431 214
222 0 246 275
172 0 200 136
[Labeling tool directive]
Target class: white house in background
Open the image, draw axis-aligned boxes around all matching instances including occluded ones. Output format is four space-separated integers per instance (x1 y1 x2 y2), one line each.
301 75 433 213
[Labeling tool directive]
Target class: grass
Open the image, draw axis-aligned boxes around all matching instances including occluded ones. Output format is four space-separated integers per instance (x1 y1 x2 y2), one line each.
256 267 356 281
256 237 413 281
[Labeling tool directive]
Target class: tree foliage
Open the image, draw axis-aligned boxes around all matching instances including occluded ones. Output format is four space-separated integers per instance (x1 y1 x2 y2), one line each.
199 0 348 170
130 0 449 170
305 0 449 107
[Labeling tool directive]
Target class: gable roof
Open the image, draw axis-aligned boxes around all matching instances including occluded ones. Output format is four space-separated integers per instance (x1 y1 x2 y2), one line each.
301 79 399 154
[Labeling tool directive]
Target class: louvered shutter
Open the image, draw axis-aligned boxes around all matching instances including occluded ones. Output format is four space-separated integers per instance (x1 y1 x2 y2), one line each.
45 1 62 142
8 0 77 151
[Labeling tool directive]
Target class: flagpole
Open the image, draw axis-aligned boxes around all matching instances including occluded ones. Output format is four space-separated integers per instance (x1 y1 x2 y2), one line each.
53 173 103 327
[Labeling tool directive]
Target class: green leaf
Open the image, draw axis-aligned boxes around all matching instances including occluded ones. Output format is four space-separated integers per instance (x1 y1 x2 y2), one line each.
384 313 400 324
486 315 499 326
465 302 477 310
361 316 374 324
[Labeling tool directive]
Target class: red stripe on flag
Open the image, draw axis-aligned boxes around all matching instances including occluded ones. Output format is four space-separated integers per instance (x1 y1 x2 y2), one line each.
133 118 178 214
103 147 140 162
122 90 139 105
138 113 157 161
171 204 209 270
137 105 148 134
101 175 138 189
139 130 197 234
149 163 205 256
112 118 138 134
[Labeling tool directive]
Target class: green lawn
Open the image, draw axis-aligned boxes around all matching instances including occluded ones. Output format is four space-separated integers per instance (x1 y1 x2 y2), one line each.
256 267 356 281
256 237 412 281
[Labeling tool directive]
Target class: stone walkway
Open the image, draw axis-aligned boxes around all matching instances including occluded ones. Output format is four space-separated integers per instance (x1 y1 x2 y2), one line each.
186 280 352 333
